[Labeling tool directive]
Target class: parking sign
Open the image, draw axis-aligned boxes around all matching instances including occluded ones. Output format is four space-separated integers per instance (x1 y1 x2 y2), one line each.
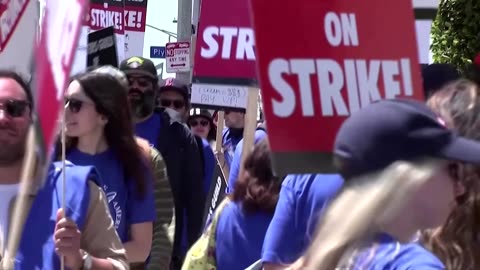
166 42 190 73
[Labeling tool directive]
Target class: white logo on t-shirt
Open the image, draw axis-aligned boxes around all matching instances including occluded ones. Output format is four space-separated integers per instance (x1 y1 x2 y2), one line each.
104 185 122 229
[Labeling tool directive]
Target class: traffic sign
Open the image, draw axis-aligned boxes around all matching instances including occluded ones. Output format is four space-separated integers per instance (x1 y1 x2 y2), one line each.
150 46 166 58
166 42 190 73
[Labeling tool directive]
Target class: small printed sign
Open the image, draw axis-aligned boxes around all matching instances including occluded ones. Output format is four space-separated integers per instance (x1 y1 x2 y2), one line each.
166 41 190 73
191 83 248 110
150 46 166 58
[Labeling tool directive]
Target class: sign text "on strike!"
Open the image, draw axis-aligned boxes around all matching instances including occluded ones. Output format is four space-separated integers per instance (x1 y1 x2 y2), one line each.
268 12 414 118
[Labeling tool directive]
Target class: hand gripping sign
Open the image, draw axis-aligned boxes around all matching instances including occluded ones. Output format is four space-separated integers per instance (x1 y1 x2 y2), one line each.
249 0 424 175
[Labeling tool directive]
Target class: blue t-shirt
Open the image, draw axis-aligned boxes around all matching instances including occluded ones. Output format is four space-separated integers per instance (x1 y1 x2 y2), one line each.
135 112 162 148
67 147 156 242
227 129 267 193
261 174 344 264
216 202 273 270
202 138 215 194
344 233 445 269
222 128 243 168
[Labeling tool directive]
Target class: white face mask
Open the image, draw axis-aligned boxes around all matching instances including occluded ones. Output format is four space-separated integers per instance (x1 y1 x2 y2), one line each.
164 107 183 124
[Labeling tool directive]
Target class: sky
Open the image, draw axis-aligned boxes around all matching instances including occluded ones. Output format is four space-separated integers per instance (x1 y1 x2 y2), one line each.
142 0 179 79
141 0 437 74
66 0 434 77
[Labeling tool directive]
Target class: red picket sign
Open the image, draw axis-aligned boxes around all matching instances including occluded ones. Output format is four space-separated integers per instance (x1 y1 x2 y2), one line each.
123 0 147 32
0 0 30 52
193 0 256 86
249 0 424 174
2 1 89 266
87 0 125 34
36 0 89 156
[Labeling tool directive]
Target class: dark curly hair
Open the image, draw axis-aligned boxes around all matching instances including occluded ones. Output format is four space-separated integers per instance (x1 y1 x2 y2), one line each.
229 138 281 214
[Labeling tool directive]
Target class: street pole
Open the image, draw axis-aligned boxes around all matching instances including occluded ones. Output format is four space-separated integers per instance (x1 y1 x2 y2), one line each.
190 0 201 83
176 0 193 84
192 0 201 30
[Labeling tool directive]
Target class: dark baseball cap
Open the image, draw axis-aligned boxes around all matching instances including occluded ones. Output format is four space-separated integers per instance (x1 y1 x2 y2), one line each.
422 63 460 98
159 77 189 100
189 108 212 120
188 108 214 127
334 99 480 178
119 56 157 81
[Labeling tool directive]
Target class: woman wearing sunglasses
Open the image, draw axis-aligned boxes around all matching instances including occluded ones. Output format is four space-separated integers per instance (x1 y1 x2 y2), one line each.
188 109 216 147
187 108 217 194
57 71 156 264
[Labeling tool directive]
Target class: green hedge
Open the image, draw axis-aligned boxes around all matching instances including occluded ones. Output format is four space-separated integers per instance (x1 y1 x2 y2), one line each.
431 0 480 72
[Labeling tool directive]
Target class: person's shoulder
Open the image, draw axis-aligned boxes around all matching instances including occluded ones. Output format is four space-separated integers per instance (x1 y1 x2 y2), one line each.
282 174 344 198
373 242 445 269
201 138 214 152
217 201 241 225
200 137 209 146
312 174 344 189
49 161 100 183
282 174 321 187
254 128 267 142
397 243 444 266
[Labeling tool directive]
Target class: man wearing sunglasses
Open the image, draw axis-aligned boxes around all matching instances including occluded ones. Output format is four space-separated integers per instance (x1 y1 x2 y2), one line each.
157 78 190 120
0 70 128 269
119 57 205 270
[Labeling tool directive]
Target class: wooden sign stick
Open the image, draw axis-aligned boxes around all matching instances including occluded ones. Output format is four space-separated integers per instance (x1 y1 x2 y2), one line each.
240 88 259 169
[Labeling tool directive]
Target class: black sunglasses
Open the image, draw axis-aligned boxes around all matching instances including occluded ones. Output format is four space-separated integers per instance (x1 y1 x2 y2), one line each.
64 98 86 113
160 99 185 109
190 119 209 127
0 100 30 117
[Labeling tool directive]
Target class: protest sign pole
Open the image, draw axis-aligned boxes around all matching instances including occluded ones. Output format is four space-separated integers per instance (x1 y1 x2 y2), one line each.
240 88 259 168
177 0 192 84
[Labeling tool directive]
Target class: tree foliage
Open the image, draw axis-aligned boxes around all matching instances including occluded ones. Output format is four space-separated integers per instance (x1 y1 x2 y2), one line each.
431 0 480 72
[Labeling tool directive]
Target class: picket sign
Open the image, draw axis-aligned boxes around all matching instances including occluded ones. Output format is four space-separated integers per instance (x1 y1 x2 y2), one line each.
3 0 89 268
249 0 424 175
191 0 258 111
192 0 260 178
